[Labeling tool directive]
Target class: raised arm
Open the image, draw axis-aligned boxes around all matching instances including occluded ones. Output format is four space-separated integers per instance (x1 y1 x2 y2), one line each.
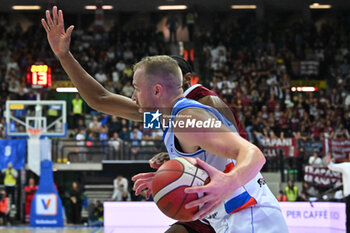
41 6 141 121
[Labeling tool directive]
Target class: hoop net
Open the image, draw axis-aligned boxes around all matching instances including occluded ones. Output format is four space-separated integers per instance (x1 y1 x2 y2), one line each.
27 128 43 139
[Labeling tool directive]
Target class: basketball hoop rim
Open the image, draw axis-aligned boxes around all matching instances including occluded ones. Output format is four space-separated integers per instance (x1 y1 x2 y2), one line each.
27 128 43 137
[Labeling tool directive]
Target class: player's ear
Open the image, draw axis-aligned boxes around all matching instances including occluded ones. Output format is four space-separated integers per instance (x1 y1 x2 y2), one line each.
183 73 193 86
154 84 163 96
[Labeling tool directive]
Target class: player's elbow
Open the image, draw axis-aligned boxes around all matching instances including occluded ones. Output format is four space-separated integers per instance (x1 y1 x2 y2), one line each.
251 145 266 168
87 91 110 111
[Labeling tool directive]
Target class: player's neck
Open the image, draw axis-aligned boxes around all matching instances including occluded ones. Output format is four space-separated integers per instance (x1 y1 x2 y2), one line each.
160 94 184 124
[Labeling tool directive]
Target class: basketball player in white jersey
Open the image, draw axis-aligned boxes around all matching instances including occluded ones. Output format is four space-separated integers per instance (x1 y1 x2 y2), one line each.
42 7 288 232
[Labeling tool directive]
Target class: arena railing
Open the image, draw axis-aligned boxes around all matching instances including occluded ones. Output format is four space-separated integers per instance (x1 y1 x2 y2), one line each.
52 139 165 163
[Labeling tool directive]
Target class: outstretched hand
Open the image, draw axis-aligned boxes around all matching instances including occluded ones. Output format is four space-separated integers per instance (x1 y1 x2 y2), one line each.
184 158 236 220
131 172 155 200
41 6 74 58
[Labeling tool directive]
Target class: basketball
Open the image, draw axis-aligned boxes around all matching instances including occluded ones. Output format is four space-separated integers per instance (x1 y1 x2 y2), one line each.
152 157 210 221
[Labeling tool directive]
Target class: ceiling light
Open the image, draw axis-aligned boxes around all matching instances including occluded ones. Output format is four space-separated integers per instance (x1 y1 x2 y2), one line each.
309 3 331 9
85 5 114 10
158 5 187 10
291 87 317 92
231 5 257 9
12 5 41 10
56 88 78 93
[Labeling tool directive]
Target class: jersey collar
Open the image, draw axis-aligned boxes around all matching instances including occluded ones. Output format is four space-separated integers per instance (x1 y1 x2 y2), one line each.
184 84 201 97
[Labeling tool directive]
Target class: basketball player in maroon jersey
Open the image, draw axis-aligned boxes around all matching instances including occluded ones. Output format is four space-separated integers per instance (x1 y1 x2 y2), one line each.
42 8 251 233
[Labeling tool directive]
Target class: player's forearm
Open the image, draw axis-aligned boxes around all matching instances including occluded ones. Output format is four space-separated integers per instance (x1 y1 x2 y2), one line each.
58 52 110 109
58 52 141 121
229 146 265 188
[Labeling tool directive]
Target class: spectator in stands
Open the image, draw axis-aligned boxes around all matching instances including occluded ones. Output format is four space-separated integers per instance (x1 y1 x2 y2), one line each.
334 123 350 139
130 128 143 159
69 181 82 224
88 200 103 227
167 15 178 43
121 81 134 97
327 154 350 233
72 94 84 129
0 190 9 226
297 191 309 202
99 125 109 141
123 47 134 64
94 67 107 84
76 118 86 131
111 67 120 83
8 77 19 94
119 127 130 140
116 59 126 73
1 162 17 205
88 117 101 133
0 118 5 139
109 132 123 159
308 152 323 166
24 177 38 222
112 175 131 201
123 64 133 80
76 128 87 162
285 180 298 201
345 92 350 110
186 11 196 41
276 190 287 202
107 116 121 137
301 182 318 200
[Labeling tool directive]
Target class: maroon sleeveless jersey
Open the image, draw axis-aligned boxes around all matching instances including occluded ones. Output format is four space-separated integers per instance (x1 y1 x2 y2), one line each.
185 84 249 141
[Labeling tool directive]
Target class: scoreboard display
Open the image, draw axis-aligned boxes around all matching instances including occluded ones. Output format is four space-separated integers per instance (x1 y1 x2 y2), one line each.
26 64 52 88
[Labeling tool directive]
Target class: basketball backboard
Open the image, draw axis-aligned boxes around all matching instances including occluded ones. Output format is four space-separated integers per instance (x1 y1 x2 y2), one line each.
5 100 67 138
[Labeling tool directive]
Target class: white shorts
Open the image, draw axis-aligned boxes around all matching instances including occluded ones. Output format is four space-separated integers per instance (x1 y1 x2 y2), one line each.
207 206 289 233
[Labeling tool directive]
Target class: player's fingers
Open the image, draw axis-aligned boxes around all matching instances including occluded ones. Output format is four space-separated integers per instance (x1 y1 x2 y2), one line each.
195 158 218 176
184 184 207 194
195 201 219 220
184 193 211 209
41 19 50 32
133 177 152 189
46 10 54 27
146 189 152 199
134 182 151 195
132 172 155 181
133 177 153 189
66 25 74 38
53 6 58 25
58 10 65 28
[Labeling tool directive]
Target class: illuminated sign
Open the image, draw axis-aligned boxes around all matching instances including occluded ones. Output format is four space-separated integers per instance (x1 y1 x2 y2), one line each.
291 86 318 92
290 80 327 89
27 65 52 88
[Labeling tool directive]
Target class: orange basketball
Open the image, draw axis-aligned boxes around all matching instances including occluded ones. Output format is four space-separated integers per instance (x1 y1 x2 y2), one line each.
152 157 210 222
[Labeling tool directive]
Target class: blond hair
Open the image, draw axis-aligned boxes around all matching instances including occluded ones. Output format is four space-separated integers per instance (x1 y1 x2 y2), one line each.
133 55 183 92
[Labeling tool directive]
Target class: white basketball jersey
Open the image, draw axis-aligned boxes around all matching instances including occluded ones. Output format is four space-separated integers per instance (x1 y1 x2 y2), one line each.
163 97 280 218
